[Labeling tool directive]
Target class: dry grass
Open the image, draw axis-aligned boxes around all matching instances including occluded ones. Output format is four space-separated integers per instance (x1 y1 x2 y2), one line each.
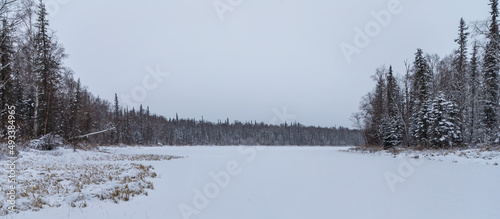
0 153 168 215
84 154 182 162
349 145 386 154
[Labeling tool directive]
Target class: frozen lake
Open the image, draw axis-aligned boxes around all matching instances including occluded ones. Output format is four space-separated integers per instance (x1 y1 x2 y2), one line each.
8 146 500 219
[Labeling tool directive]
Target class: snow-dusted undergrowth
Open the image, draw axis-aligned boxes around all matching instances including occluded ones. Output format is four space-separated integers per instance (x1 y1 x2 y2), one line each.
0 147 181 216
347 146 500 165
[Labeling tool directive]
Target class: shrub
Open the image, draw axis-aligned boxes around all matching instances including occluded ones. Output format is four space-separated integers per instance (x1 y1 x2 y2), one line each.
29 134 63 151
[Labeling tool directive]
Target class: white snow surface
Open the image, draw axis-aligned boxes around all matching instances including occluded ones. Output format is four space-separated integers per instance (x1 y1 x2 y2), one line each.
2 146 500 219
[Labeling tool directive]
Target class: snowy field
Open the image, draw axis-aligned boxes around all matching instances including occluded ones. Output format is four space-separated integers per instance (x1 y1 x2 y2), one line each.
2 146 500 219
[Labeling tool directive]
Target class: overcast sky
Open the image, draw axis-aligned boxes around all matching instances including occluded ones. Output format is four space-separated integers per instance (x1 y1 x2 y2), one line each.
48 0 488 128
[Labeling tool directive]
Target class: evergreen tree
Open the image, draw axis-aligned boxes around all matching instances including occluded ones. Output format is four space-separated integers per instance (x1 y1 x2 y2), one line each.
145 106 153 144
453 18 469 138
123 106 131 144
368 70 386 145
383 66 403 148
429 93 463 148
410 49 433 147
469 42 480 143
34 0 64 136
112 93 121 144
481 0 500 143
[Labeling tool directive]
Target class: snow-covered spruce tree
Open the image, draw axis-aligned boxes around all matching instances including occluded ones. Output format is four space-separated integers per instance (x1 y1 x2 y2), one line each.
480 0 500 144
468 42 481 144
383 66 403 149
410 49 433 147
144 106 154 144
453 18 469 140
428 93 463 148
34 0 65 136
134 104 149 145
123 106 131 144
113 93 122 144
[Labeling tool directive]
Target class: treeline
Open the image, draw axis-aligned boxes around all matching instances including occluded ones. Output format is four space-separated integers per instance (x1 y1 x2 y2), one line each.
0 0 363 147
106 101 363 146
353 0 500 148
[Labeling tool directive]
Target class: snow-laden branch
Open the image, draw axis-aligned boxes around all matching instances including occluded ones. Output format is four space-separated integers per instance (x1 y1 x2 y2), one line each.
75 127 116 139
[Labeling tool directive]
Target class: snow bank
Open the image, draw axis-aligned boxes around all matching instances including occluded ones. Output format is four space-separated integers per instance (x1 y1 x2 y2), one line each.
348 146 500 165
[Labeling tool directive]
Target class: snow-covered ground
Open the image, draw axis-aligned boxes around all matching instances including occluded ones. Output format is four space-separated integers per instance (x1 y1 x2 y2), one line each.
347 146 500 165
2 146 500 219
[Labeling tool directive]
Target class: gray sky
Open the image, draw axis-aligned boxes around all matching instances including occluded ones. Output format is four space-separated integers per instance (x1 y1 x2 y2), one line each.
48 0 488 128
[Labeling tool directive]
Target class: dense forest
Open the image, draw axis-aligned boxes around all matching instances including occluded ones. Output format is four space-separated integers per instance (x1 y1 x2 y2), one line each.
353 0 500 148
0 0 363 148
